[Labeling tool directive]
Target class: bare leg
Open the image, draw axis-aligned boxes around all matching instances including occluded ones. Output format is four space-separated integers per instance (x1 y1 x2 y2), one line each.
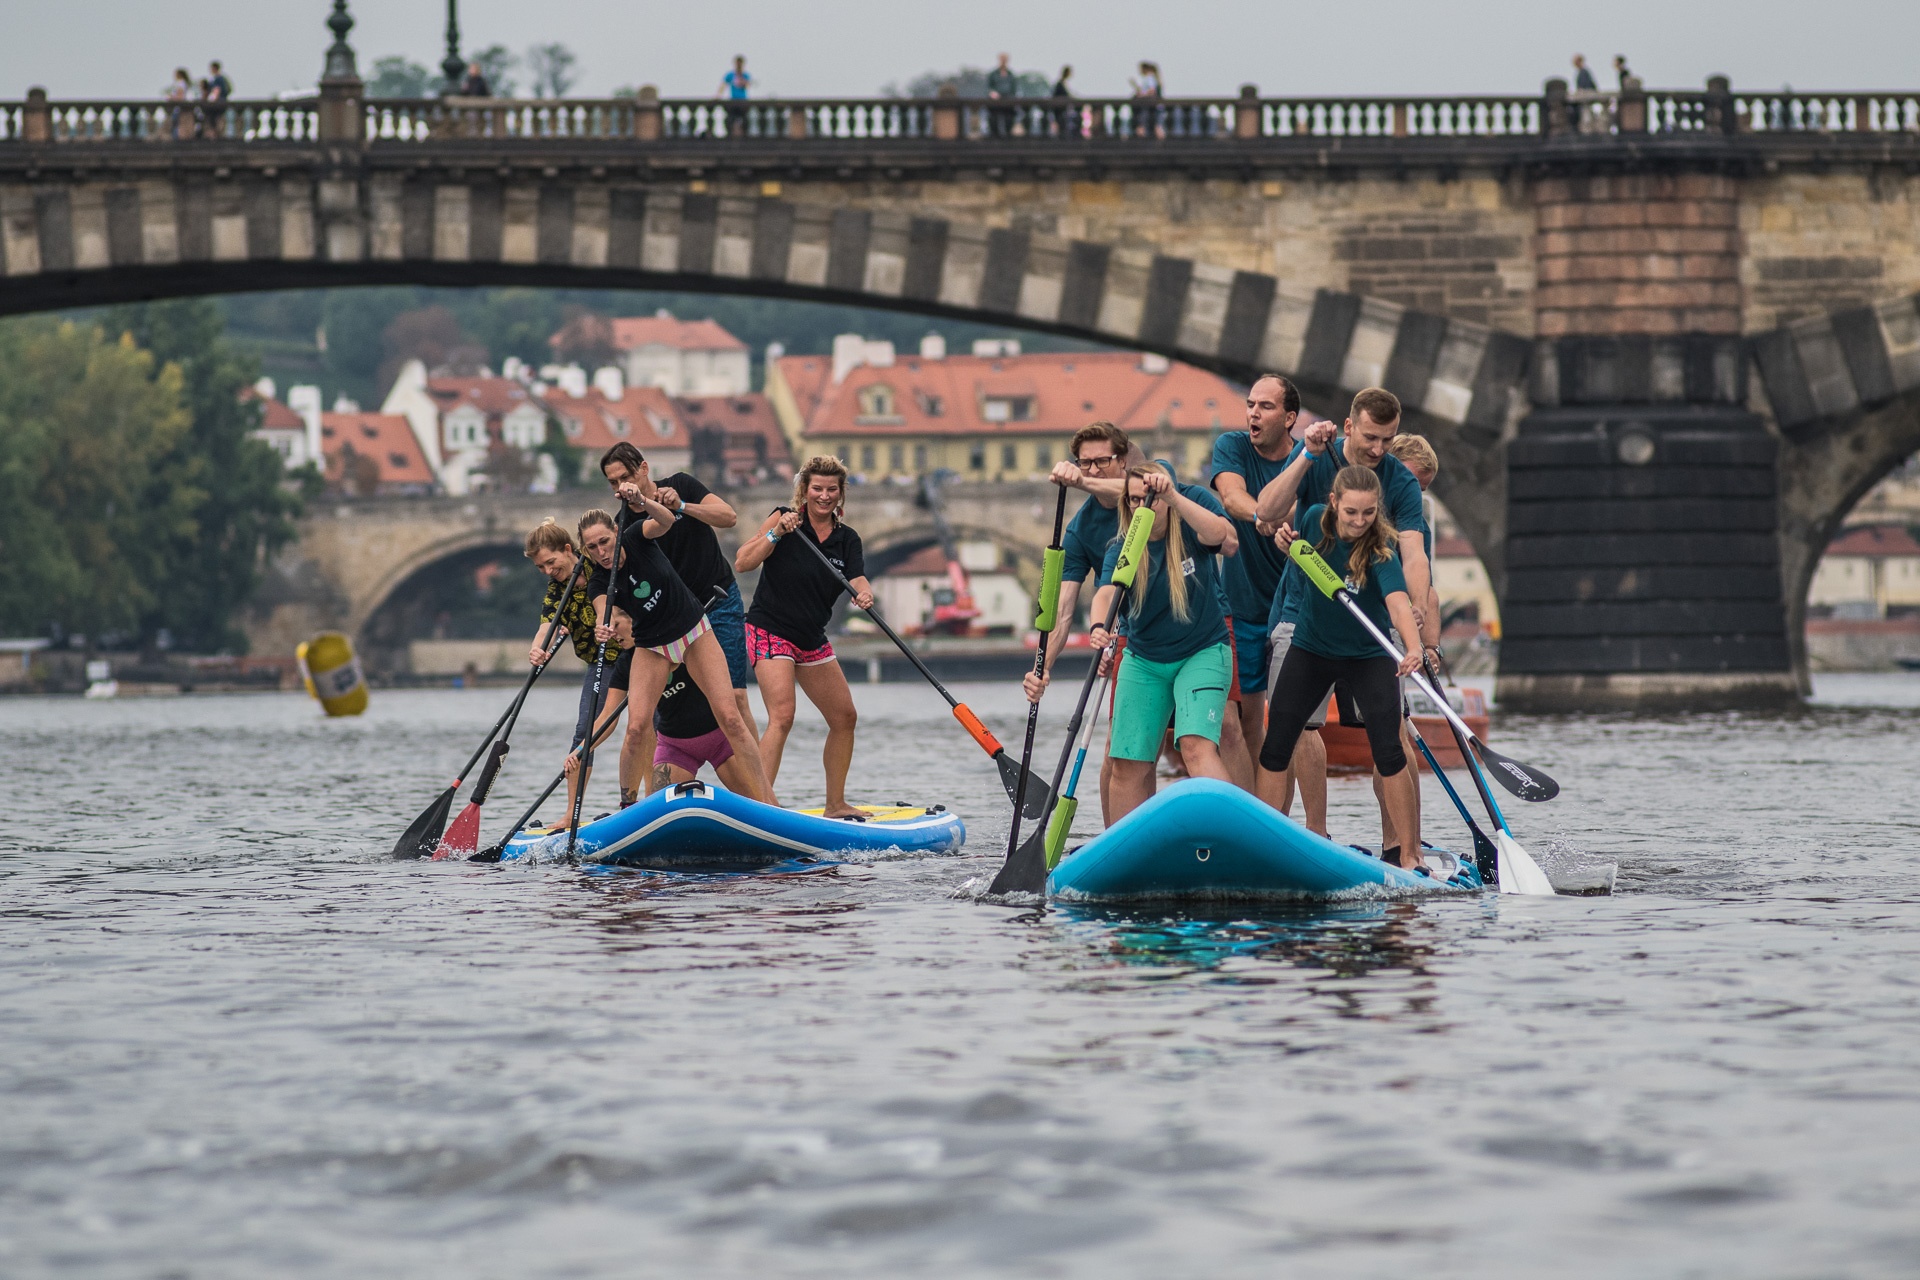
793 659 859 817
619 653 674 814
1176 735 1234 783
682 631 775 805
1237 691 1267 784
733 687 759 738
754 658 798 787
563 689 626 827
1106 758 1158 823
625 717 656 801
1295 728 1328 835
1372 723 1421 855
1379 767 1421 870
1217 710 1255 792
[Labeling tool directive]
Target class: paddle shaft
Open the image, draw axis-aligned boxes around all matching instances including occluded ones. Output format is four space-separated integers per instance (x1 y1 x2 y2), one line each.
479 702 628 859
568 508 628 853
1006 486 1071 859
1407 718 1497 879
786 519 1007 758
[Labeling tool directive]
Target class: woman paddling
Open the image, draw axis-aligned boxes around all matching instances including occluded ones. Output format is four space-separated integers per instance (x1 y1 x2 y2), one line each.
593 487 777 807
1053 464 1238 824
733 456 871 819
530 513 633 822
1259 466 1425 868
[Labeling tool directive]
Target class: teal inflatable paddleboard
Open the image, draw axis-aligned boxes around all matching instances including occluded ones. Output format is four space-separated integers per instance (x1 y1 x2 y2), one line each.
1047 777 1480 901
502 779 966 868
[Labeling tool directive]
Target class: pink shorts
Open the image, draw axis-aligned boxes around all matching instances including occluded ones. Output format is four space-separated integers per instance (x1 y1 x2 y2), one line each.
640 614 711 663
745 623 836 667
654 726 734 774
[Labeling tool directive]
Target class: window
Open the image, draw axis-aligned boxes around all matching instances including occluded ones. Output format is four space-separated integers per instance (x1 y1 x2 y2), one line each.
836 445 850 463
1001 443 1018 470
857 384 898 420
890 443 904 471
914 443 928 470
968 442 985 471
1034 441 1049 469
915 391 944 417
982 399 1011 423
861 444 876 472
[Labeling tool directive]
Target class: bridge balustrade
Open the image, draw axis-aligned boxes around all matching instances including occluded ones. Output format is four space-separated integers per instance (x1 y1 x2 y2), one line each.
2 90 1916 147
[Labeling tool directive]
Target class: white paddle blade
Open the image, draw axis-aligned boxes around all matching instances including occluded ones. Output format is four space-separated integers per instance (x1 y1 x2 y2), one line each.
1495 830 1557 896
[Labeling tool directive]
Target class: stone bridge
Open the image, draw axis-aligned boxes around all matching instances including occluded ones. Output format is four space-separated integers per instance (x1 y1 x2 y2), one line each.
8 1 1920 706
248 482 1068 671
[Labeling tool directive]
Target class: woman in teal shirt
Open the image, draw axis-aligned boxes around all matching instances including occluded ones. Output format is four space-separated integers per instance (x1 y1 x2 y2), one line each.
1257 465 1425 868
1084 465 1239 822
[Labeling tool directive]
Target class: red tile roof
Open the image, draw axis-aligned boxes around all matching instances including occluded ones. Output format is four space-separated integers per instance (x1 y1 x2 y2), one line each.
242 389 305 430
320 412 435 490
775 350 1245 439
543 386 691 456
675 393 793 484
1828 524 1920 557
548 313 748 355
426 376 542 419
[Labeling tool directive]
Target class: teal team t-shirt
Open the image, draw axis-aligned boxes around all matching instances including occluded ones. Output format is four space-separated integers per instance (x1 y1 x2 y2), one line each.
1273 439 1427 630
1288 503 1409 661
1208 431 1295 625
1098 483 1231 663
1061 492 1121 588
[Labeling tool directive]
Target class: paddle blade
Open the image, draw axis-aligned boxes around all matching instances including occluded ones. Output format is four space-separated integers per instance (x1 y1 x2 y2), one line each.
1042 795 1078 871
994 750 1055 822
392 786 455 859
986 816 1052 898
1473 740 1560 802
1495 829 1557 896
431 800 485 861
1467 823 1499 884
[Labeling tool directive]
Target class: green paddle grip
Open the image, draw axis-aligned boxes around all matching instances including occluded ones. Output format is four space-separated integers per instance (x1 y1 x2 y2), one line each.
1107 506 1156 591
1043 795 1078 871
1288 538 1348 599
1033 547 1066 632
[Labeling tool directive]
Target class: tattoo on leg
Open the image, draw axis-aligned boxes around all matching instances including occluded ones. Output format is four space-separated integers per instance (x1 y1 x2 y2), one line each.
619 787 638 807
649 765 673 793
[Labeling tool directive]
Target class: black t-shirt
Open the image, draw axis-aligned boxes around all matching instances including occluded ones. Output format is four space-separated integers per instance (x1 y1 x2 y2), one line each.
643 472 734 608
588 518 705 649
744 509 865 651
653 663 720 739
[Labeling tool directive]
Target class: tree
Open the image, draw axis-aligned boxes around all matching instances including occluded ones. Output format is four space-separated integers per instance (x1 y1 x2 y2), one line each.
471 45 518 97
886 66 1052 98
379 305 486 395
367 56 434 99
0 319 192 642
100 300 313 653
525 43 578 99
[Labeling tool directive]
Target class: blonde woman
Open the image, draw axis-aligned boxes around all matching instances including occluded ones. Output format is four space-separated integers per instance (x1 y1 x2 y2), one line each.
1080 464 1237 822
733 456 871 818
545 511 631 821
1260 466 1425 867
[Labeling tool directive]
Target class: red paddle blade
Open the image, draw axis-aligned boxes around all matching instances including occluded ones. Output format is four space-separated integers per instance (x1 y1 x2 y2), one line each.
431 800 485 861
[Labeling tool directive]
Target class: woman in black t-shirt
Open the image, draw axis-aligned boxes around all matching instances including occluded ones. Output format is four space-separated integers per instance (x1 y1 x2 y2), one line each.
734 456 871 819
590 488 776 808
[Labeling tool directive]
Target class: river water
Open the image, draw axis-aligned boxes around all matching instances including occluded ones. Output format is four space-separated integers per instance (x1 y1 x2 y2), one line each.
3 676 1918 1278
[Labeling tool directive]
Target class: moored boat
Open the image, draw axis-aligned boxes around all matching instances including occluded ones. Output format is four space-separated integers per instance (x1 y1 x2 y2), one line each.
499 779 966 868
1321 682 1490 774
1047 778 1481 902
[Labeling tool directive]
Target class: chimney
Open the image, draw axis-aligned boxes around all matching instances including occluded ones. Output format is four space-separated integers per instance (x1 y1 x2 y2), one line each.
593 366 625 400
919 333 946 360
972 337 1022 358
288 384 324 467
831 333 868 385
253 375 277 401
865 340 895 368
559 364 588 398
502 356 528 383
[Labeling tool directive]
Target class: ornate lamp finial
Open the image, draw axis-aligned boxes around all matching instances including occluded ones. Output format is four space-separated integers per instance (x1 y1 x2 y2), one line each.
323 0 359 82
441 0 466 92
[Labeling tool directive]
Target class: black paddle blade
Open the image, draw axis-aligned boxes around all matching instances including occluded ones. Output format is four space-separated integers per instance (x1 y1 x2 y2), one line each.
1466 822 1499 882
994 751 1055 822
986 807 1053 898
468 847 504 864
1472 740 1560 802
392 786 455 859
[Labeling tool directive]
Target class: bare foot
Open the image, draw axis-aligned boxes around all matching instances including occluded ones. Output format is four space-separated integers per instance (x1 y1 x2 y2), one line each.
823 804 868 821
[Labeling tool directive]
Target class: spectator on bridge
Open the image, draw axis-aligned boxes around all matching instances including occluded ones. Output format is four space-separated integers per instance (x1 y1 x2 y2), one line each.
1614 55 1640 91
1051 65 1079 138
460 61 491 97
1130 61 1163 138
986 53 1017 137
719 55 752 136
200 61 231 139
1572 54 1598 92
165 68 193 140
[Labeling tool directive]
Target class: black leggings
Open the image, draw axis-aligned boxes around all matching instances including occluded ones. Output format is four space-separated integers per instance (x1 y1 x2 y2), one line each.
1260 646 1408 777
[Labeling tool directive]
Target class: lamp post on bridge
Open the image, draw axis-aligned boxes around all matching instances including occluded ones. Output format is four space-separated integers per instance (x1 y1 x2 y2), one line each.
441 0 466 95
318 0 364 144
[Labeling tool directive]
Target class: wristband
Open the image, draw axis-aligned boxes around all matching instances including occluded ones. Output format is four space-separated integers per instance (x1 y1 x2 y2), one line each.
765 530 781 544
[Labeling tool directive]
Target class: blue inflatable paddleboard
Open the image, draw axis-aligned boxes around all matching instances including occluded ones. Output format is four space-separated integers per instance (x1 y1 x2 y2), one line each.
500 779 966 868
1047 777 1480 901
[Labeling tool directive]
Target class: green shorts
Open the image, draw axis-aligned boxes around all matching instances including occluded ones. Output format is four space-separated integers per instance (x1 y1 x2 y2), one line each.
1109 642 1232 762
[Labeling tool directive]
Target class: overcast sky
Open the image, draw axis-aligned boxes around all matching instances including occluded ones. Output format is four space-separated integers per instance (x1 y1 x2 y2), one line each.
4 0 1916 101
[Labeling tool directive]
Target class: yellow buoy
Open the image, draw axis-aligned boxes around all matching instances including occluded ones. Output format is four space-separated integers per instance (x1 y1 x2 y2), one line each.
296 631 368 717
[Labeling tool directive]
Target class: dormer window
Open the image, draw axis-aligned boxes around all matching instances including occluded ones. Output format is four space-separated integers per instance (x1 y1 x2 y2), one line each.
857 384 899 422
914 390 944 417
981 396 1034 423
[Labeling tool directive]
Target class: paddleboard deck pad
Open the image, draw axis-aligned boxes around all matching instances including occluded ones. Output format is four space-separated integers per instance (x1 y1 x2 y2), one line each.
500 779 966 868
1047 778 1482 902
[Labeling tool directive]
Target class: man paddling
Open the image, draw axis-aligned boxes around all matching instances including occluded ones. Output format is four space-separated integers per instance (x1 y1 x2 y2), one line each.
600 442 756 805
1251 388 1431 833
